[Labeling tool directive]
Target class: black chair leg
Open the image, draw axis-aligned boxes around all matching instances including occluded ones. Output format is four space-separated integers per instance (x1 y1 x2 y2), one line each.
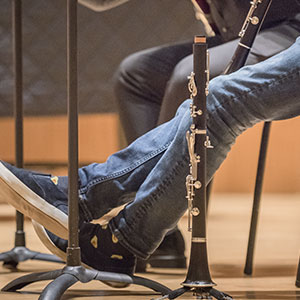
244 121 272 275
244 122 300 287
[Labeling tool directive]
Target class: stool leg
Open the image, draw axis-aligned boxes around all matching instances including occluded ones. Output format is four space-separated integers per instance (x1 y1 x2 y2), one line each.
13 0 26 249
244 121 272 275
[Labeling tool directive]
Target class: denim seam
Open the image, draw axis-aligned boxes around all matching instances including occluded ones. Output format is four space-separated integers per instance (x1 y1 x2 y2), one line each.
79 142 171 194
208 106 239 140
209 69 300 138
215 68 300 109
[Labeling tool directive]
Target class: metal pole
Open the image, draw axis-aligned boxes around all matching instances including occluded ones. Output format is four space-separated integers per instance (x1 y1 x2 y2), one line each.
12 0 26 247
66 0 81 266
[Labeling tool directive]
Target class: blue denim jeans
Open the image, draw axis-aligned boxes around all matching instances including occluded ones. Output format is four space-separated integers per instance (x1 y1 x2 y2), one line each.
78 37 300 259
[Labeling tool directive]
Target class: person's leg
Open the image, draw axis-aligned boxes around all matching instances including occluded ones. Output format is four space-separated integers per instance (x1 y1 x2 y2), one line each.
0 101 192 274
108 36 300 258
114 35 224 143
113 41 193 144
158 21 300 124
78 101 191 221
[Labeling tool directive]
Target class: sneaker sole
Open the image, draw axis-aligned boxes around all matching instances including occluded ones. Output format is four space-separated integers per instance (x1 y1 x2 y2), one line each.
32 220 130 289
0 162 68 239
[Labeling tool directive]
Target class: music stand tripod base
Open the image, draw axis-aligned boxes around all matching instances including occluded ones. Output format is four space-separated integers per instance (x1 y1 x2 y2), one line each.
0 246 64 269
153 283 233 300
0 219 63 269
2 265 171 300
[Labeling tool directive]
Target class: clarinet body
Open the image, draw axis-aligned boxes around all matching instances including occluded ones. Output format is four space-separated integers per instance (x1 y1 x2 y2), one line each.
182 0 274 292
182 36 214 288
224 0 273 74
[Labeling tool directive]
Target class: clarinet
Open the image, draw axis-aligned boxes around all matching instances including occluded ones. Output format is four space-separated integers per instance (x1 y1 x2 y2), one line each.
224 0 273 74
182 36 214 289
182 0 273 294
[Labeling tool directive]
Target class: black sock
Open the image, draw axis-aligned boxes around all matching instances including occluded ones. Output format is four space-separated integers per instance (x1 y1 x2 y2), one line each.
79 222 135 260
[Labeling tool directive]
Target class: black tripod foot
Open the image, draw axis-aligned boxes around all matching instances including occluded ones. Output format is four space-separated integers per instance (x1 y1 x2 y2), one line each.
153 286 233 300
2 265 171 299
209 288 233 300
0 246 64 269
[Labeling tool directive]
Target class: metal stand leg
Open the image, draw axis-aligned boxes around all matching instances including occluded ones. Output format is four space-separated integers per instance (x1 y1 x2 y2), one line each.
1 1 171 298
244 121 271 275
0 0 63 270
2 266 170 298
154 287 232 300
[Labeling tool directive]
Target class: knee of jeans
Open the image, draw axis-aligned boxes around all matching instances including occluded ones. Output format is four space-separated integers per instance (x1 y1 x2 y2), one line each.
167 57 192 93
207 76 227 109
113 53 142 100
176 99 192 117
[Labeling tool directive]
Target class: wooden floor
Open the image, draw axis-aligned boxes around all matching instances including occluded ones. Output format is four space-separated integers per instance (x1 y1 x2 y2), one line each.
0 194 299 299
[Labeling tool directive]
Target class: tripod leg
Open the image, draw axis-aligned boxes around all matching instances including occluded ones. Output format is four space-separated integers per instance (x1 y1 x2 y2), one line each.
32 252 64 263
131 275 171 294
210 288 233 300
0 244 64 269
2 269 63 291
0 251 18 269
244 121 272 275
152 287 189 299
94 271 171 294
168 287 190 299
39 273 78 300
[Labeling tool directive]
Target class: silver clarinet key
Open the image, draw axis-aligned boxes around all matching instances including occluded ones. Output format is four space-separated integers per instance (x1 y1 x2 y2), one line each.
188 71 197 98
186 131 200 179
204 136 214 149
239 0 262 37
186 174 194 231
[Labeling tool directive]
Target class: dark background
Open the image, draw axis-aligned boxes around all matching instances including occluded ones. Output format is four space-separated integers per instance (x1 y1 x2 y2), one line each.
0 0 204 116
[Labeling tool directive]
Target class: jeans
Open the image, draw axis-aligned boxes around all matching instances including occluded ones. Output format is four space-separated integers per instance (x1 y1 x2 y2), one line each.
78 37 300 259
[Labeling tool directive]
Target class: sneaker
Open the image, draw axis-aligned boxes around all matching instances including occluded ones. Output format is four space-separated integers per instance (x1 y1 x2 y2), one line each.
0 161 68 239
32 220 136 288
136 228 186 272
